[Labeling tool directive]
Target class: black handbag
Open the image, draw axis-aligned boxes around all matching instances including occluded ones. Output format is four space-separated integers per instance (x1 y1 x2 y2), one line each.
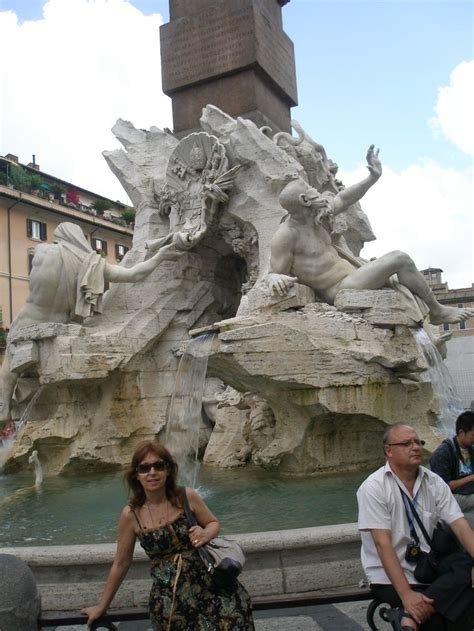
398 488 459 583
181 488 245 588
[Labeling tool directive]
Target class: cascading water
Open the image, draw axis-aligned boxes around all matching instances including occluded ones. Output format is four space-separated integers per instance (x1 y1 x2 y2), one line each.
412 328 463 435
165 333 215 487
0 387 43 468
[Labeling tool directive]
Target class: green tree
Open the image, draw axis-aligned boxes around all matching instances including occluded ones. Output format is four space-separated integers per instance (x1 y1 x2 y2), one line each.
121 207 136 224
91 199 113 215
9 164 31 192
29 174 44 192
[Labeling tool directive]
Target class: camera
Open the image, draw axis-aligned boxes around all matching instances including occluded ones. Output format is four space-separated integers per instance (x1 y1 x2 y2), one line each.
405 543 421 564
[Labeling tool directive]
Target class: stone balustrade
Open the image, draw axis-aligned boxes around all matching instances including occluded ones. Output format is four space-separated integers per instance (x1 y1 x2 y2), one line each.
0 523 366 612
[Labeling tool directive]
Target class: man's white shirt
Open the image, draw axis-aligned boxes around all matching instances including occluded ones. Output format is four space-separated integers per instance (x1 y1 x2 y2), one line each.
357 462 463 584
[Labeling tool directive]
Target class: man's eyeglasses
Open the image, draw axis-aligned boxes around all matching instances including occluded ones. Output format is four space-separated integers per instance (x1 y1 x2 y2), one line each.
136 461 168 474
386 439 426 448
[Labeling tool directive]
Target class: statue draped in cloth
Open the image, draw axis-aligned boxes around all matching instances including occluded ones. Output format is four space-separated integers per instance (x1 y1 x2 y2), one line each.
0 222 181 425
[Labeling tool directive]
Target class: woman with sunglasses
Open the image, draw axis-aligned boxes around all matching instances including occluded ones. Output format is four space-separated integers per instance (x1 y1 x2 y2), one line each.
81 440 254 630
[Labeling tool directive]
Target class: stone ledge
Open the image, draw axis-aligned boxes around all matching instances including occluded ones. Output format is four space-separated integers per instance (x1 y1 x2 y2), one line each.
334 289 424 328
0 523 364 611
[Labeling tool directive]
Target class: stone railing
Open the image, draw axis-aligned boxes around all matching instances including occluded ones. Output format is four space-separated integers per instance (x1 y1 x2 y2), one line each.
0 523 366 612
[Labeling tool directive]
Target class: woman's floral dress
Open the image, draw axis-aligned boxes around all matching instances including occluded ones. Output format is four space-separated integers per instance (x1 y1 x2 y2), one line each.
134 512 254 630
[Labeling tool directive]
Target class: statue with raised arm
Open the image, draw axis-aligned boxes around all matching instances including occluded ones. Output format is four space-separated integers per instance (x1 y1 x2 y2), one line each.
266 146 474 325
0 222 182 425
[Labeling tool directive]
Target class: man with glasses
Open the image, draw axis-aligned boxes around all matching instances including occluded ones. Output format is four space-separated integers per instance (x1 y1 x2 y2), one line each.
357 423 474 630
430 411 474 528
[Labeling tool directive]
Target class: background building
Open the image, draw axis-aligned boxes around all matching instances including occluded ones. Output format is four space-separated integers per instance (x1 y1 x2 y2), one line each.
0 153 133 330
422 267 474 409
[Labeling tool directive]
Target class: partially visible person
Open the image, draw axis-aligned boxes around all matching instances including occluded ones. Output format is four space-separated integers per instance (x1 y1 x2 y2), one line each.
81 440 254 630
357 423 474 631
430 411 474 528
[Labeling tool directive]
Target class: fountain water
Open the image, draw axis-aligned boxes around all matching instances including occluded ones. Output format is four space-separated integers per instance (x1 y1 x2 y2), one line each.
165 334 216 487
0 387 43 469
413 328 464 435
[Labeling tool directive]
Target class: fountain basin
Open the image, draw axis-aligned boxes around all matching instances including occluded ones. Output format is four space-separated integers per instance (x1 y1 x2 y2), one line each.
0 523 365 612
0 468 369 546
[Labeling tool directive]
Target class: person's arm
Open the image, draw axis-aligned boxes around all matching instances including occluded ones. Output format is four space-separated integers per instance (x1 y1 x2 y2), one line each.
433 442 474 491
429 442 456 486
448 474 474 492
449 517 474 556
81 507 137 627
266 227 298 296
186 487 220 548
332 145 381 215
370 529 434 625
104 242 182 283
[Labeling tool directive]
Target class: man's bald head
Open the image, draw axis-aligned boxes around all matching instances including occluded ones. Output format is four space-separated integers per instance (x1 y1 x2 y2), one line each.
279 179 312 214
382 423 415 446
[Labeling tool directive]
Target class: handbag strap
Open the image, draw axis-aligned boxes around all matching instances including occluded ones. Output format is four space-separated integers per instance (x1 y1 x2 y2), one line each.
181 487 198 527
397 485 434 550
180 487 214 573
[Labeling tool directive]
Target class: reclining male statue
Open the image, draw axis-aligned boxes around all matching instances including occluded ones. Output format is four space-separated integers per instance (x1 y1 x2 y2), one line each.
0 222 181 425
266 146 474 326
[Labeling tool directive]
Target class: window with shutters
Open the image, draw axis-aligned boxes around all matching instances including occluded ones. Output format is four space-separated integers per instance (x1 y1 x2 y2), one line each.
26 218 47 241
92 237 108 255
115 244 129 261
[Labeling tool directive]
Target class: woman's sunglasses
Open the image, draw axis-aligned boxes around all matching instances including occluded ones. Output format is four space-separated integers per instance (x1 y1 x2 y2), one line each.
136 461 168 474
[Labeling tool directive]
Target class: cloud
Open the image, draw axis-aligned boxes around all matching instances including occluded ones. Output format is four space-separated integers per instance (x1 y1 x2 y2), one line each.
340 160 473 290
430 60 474 157
0 0 172 203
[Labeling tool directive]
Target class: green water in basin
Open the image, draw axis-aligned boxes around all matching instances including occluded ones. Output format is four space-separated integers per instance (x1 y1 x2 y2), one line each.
0 467 368 547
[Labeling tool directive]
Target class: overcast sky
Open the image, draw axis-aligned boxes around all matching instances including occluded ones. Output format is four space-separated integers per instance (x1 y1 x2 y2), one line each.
0 0 472 288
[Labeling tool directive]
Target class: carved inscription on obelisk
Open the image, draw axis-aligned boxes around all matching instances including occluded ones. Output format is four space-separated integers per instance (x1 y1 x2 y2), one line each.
161 0 297 135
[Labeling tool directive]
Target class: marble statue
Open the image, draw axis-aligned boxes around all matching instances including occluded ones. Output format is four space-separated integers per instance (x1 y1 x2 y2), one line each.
0 222 182 424
269 119 376 257
28 450 43 489
1 106 466 476
266 146 474 326
146 132 240 253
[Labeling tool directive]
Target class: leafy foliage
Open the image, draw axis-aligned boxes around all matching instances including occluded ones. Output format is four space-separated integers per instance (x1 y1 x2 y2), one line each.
9 164 31 192
121 207 136 224
91 198 113 214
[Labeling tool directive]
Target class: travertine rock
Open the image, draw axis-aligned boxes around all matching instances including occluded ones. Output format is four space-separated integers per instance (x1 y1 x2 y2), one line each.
1 107 450 476
203 307 438 473
334 289 424 327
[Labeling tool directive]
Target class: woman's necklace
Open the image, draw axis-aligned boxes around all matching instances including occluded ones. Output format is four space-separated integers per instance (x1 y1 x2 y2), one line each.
146 499 168 529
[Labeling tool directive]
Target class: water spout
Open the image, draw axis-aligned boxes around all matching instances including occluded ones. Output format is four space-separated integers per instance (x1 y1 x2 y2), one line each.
165 334 215 487
413 328 463 435
28 450 43 489
0 387 43 469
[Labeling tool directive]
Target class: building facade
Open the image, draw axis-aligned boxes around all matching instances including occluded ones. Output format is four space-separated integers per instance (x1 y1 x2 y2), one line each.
422 267 474 409
0 154 133 329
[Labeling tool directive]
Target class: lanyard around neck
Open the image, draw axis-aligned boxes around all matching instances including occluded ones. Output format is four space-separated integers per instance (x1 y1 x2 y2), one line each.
400 489 419 541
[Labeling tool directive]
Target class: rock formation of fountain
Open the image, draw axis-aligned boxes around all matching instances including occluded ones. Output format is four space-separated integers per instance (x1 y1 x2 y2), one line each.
0 106 462 476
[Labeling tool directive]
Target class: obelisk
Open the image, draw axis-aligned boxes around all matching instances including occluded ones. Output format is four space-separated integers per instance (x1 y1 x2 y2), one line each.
160 0 297 136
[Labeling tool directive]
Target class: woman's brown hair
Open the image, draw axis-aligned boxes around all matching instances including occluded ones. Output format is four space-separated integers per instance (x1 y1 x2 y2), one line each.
125 440 182 508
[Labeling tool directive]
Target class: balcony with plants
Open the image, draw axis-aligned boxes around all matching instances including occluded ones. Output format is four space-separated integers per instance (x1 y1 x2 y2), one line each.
0 163 133 231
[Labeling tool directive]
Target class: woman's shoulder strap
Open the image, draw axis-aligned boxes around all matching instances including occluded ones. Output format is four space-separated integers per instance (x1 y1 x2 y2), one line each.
128 505 143 529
